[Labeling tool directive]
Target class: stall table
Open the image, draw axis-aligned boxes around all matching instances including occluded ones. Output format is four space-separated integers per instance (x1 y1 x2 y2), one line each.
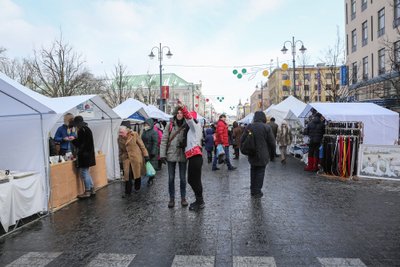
49 153 107 211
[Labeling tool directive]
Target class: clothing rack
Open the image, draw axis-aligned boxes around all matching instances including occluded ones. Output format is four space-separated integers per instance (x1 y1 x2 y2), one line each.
321 121 363 179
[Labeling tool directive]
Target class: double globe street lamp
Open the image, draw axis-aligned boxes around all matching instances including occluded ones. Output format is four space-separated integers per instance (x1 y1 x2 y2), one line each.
148 43 173 112
281 36 307 97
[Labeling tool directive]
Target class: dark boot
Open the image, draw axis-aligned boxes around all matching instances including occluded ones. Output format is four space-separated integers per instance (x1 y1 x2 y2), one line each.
123 179 133 197
90 187 96 196
208 157 212 164
78 191 91 199
312 158 319 172
168 198 175 208
147 176 154 185
304 157 314 171
134 177 141 190
189 197 205 211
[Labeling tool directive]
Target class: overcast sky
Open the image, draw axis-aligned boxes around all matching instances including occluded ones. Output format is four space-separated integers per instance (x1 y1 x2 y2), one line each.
0 0 344 114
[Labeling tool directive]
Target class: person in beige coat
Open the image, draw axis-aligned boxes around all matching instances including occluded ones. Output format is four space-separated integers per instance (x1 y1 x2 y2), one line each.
276 121 292 164
118 126 149 197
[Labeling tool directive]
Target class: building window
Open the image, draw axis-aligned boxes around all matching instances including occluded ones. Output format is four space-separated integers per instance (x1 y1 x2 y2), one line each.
362 56 368 80
325 73 332 80
378 48 385 74
394 40 400 65
336 73 340 80
361 0 367 11
304 84 310 91
282 74 289 80
394 0 400 27
304 73 310 80
352 62 358 84
326 96 333 102
351 29 357 52
304 96 310 102
314 95 319 102
362 21 368 46
282 86 289 91
346 4 349 24
378 8 385 37
351 0 356 20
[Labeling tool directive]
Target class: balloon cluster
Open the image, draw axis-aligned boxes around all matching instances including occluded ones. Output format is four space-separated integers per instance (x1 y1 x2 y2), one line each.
232 68 247 79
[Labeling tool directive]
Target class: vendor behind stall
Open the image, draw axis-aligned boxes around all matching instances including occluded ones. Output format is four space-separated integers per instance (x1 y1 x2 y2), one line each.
54 113 76 155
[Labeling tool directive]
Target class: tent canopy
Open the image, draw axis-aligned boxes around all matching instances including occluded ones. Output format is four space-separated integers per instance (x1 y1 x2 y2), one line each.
265 96 306 126
238 112 254 124
299 102 399 145
113 98 149 122
0 72 59 213
48 95 122 180
144 105 172 121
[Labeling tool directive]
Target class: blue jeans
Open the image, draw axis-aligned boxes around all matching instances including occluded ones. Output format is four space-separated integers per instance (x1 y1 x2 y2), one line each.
250 165 266 194
167 161 187 199
212 146 232 168
79 167 94 191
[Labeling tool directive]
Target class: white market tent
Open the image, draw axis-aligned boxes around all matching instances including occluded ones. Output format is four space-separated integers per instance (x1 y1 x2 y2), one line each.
114 98 172 122
299 102 399 145
47 95 122 180
0 72 59 230
113 98 149 123
145 105 172 121
238 112 254 124
265 96 307 126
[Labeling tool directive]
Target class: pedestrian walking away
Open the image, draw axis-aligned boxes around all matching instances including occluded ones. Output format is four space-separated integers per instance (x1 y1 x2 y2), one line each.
118 125 149 197
204 128 215 163
141 118 159 185
212 114 236 171
178 103 205 211
276 121 292 164
241 111 276 198
71 116 96 199
232 121 243 159
267 117 278 161
159 107 188 208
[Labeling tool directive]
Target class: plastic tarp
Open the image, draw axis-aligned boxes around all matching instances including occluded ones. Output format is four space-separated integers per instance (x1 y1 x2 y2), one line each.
47 95 122 180
113 98 149 122
265 96 307 126
299 102 399 145
238 112 254 124
0 72 59 221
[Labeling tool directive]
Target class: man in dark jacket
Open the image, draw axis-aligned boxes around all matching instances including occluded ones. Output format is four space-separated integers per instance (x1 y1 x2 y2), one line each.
267 117 278 161
303 113 325 171
71 116 96 199
241 111 276 198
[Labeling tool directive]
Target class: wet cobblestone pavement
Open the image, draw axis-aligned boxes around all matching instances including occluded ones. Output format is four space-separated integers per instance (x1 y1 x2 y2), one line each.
1 154 400 267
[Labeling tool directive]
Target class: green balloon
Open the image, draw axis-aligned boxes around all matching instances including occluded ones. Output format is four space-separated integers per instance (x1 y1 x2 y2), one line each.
233 69 238 75
242 68 247 74
237 73 242 79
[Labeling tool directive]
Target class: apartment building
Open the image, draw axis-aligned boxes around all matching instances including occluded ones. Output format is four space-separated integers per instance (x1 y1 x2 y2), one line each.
249 82 269 112
268 65 340 105
345 0 400 111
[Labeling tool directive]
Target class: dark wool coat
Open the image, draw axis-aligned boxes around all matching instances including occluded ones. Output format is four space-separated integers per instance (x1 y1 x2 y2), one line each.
232 123 243 148
72 125 96 168
204 128 215 152
141 118 159 169
241 111 276 166
304 116 325 144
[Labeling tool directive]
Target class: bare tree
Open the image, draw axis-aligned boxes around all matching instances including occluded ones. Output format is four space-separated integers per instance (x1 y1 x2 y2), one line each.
319 26 346 102
102 61 134 108
28 35 89 97
0 47 6 63
142 72 157 105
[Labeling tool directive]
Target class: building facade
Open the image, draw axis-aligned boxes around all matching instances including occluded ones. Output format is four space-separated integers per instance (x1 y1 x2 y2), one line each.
125 73 210 116
344 0 400 111
249 82 269 112
268 65 341 105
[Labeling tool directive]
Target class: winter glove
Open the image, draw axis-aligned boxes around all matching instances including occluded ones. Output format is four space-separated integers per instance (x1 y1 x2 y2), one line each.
144 156 150 162
160 157 167 164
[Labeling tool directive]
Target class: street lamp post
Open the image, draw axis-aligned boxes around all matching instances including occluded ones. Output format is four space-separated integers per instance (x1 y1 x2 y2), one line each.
256 81 265 111
148 43 173 112
281 36 306 97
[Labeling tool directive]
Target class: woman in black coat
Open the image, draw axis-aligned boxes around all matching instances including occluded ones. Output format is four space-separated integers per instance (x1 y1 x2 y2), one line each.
72 116 96 199
303 113 325 171
241 111 276 198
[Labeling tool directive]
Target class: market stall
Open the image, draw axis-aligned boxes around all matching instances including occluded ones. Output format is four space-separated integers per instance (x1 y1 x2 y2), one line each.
0 72 58 231
238 112 254 124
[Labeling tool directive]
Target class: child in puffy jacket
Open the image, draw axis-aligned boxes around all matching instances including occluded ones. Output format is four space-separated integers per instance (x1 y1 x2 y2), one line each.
204 128 215 163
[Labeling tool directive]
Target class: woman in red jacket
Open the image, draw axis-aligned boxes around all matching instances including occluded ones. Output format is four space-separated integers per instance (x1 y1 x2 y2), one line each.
212 114 236 171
